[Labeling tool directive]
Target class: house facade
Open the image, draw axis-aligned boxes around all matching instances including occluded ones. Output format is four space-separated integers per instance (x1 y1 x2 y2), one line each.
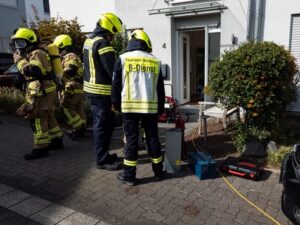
116 0 300 111
0 0 50 52
49 0 115 33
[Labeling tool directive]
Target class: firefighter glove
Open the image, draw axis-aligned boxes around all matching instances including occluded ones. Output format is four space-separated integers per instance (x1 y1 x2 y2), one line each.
16 103 34 117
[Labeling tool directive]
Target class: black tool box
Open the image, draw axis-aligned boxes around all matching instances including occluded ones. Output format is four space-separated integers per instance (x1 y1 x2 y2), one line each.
220 157 263 181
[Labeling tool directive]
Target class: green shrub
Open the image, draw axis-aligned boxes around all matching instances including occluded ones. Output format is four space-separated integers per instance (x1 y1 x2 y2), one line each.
267 146 291 168
209 42 297 151
0 87 25 114
28 5 86 57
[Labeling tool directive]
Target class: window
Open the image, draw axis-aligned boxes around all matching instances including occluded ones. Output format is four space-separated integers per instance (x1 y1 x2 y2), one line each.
43 0 50 13
0 0 17 7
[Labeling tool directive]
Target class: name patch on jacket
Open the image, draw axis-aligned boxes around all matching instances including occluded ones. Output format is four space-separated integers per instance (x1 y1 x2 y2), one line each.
125 57 159 74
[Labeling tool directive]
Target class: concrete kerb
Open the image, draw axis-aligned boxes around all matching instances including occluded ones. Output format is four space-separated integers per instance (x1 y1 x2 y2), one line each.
0 182 108 225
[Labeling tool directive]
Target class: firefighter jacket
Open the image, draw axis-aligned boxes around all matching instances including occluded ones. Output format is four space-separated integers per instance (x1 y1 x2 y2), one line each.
112 39 165 114
16 48 56 110
61 51 84 94
83 25 116 98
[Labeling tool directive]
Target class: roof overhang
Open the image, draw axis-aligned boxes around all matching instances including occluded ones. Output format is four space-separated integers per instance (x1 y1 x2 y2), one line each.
148 2 227 17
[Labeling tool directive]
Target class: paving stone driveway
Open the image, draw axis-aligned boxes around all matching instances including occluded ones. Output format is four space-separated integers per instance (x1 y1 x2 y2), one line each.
0 116 293 225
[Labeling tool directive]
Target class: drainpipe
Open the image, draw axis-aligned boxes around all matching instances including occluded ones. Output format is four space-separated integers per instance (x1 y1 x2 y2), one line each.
246 0 255 41
255 0 265 41
247 0 265 42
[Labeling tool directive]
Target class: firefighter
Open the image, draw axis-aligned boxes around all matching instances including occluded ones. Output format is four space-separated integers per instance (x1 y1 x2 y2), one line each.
83 13 123 170
112 29 165 185
53 34 86 140
12 28 64 160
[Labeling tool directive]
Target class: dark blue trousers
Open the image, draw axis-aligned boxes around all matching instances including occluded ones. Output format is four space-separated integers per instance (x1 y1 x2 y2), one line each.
89 97 114 165
123 113 163 178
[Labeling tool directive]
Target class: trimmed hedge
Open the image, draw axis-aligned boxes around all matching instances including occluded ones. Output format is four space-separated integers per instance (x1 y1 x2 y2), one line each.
209 42 297 151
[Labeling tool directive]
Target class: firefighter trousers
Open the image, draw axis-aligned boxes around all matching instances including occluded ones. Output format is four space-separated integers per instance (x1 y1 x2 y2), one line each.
30 91 63 149
123 113 163 178
61 92 86 130
89 97 114 165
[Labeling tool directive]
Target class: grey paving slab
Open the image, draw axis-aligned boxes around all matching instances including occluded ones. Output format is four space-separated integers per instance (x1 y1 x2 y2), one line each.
0 115 295 225
0 183 14 195
0 206 42 225
0 189 31 208
10 196 53 217
30 204 75 225
57 212 99 225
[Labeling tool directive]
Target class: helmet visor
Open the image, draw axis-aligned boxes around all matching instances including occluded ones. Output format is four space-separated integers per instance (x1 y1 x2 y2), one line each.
14 39 27 49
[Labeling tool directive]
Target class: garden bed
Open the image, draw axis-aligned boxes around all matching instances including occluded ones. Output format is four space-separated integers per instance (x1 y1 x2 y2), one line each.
185 113 300 170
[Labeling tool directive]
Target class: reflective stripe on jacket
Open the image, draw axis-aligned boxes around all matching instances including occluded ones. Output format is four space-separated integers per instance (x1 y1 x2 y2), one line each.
16 49 56 105
83 36 115 97
62 52 83 92
119 50 161 114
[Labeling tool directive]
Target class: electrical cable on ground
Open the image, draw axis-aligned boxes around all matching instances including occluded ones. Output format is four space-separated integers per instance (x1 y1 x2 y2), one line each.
190 124 282 225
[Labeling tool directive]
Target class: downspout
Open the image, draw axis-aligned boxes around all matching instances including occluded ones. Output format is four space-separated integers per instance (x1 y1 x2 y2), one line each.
254 0 263 41
255 0 265 41
247 0 265 42
246 0 255 41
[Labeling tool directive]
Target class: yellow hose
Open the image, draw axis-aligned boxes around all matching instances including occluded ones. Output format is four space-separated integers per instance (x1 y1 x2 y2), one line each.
190 125 282 225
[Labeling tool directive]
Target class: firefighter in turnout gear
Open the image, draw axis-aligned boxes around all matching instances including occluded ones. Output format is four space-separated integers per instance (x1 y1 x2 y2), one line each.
83 13 123 170
112 29 165 185
12 28 64 160
53 34 86 140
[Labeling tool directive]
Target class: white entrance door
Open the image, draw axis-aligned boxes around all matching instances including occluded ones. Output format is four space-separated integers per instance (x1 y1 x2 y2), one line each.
180 33 191 104
204 27 220 102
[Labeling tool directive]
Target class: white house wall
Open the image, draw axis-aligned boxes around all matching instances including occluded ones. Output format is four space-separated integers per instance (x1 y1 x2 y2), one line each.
263 0 300 48
49 0 115 32
220 0 248 53
115 0 173 96
25 0 50 25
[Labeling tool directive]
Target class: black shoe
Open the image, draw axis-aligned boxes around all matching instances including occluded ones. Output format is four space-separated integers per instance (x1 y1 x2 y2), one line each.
97 161 122 171
117 172 136 186
23 148 49 160
154 171 165 182
67 127 86 140
108 153 120 162
49 137 64 150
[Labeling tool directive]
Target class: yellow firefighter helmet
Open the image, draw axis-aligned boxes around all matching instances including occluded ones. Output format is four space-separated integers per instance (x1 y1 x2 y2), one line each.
98 13 122 34
53 34 72 49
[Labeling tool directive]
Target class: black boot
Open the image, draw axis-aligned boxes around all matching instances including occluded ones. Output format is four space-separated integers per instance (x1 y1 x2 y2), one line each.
154 171 166 182
23 148 49 160
49 137 64 150
67 126 86 140
153 163 164 181
117 172 137 186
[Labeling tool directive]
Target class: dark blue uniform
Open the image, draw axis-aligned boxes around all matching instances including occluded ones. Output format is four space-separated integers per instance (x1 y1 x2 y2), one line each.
83 26 116 166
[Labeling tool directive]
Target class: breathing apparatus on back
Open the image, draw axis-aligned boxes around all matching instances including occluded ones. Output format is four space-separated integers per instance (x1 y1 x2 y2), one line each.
11 28 63 83
46 43 63 80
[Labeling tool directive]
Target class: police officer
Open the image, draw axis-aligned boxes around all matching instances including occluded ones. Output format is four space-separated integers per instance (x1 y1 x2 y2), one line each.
53 34 86 140
12 28 64 160
83 13 123 170
112 30 165 185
